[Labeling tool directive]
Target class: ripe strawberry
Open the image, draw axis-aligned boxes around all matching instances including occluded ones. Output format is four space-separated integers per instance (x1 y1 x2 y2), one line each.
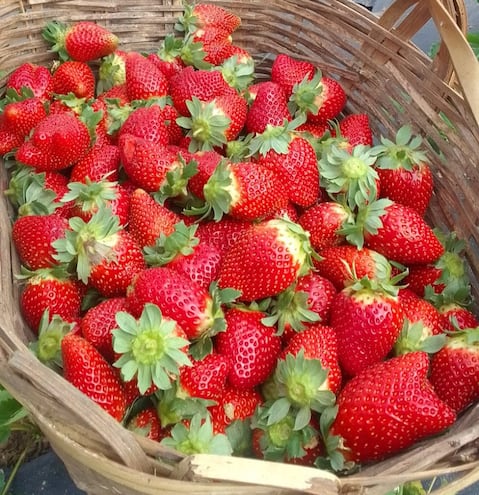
177 3 241 35
42 20 118 62
289 70 347 124
251 123 320 208
127 188 181 248
338 113 373 148
112 303 191 394
313 244 392 290
430 327 479 413
186 160 289 222
329 275 405 377
61 332 127 421
215 307 281 389
271 53 315 99
81 296 129 363
179 353 231 401
204 43 252 68
244 81 291 135
12 213 69 270
69 143 121 183
218 217 316 301
298 201 351 252
127 407 162 441
124 52 169 101
330 351 456 463
53 207 146 297
439 304 479 332
169 66 236 117
209 386 262 434
19 267 83 334
177 93 248 151
363 200 445 265
6 63 53 99
280 323 342 394
118 105 170 145
16 113 91 171
51 61 95 99
185 149 226 199
375 125 433 216
1 97 48 142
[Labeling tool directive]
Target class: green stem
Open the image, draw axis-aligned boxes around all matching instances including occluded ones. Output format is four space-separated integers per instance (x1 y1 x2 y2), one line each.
2 446 28 495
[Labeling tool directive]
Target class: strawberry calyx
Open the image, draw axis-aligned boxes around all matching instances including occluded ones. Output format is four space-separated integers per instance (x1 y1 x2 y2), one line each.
373 125 429 172
288 70 323 118
61 178 118 214
112 303 192 394
160 413 233 455
393 319 446 356
217 54 254 92
52 206 121 283
153 156 198 204
177 96 231 152
97 52 127 93
319 143 379 210
265 350 336 431
42 21 70 61
143 221 199 266
444 326 479 349
225 133 253 162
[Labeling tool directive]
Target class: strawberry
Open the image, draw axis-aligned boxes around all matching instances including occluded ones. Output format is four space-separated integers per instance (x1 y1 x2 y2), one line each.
429 327 479 413
53 207 146 297
124 52 169 101
329 274 405 377
209 386 262 434
19 267 83 334
330 351 456 463
69 143 121 183
118 104 170 145
42 20 118 62
250 121 320 208
374 125 434 216
338 113 373 148
298 201 352 252
169 66 236 117
97 50 128 93
176 3 241 35
61 332 127 421
127 188 181 248
362 200 445 265
271 53 315 99
51 61 95 99
179 353 231 401
177 93 248 151
186 160 289 222
244 81 291 134
16 112 91 172
81 296 129 363
439 304 479 332
218 217 317 302
12 213 69 270
1 97 48 142
289 70 347 124
112 303 191 394
204 43 253 69
6 63 53 99
215 307 281 389
127 407 162 441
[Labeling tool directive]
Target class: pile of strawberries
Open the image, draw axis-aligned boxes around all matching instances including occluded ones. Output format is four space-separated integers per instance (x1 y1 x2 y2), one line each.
2 2 479 472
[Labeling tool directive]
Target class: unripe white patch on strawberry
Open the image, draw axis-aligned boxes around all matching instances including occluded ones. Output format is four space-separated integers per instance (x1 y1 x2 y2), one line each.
271 218 307 271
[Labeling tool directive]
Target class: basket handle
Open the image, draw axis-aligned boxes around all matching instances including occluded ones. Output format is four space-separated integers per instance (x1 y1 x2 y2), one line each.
426 0 479 126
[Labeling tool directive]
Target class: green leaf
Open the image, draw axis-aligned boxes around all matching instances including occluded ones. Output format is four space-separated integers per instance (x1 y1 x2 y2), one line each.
266 397 291 425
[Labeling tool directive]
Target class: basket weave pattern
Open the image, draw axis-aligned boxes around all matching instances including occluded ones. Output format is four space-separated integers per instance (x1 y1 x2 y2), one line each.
1 1 479 494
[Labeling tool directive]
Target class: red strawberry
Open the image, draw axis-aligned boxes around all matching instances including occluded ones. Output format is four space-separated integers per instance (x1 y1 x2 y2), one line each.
298 201 351 252
195 217 251 257
42 21 118 62
118 105 170 145
338 113 373 148
363 200 445 265
271 53 316 98
430 327 479 413
125 52 169 101
244 81 291 134
375 125 434 216
69 144 121 183
329 275 405 377
218 217 316 301
177 3 241 34
20 267 83 334
1 97 48 141
330 351 456 463
61 332 127 421
251 125 320 208
216 307 281 389
51 61 95 99
16 113 91 172
127 188 181 248
12 213 69 270
81 296 129 363
127 407 161 441
6 63 53 99
289 70 347 124
439 304 479 332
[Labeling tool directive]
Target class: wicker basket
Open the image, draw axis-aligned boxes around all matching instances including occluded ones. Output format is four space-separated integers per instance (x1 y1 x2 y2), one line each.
1 0 479 494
